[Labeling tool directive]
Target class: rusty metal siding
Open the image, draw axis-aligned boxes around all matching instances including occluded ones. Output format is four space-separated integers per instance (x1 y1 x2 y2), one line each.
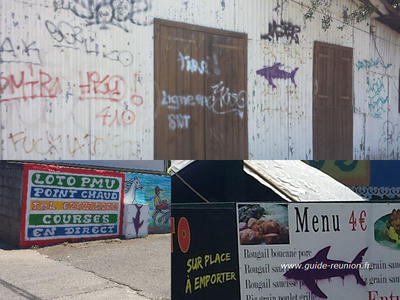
1 0 400 160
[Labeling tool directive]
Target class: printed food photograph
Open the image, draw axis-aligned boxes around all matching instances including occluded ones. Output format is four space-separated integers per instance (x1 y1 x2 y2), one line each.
238 204 289 245
374 209 400 250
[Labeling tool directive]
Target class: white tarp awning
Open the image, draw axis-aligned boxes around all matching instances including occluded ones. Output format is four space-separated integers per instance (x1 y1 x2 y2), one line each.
243 160 365 202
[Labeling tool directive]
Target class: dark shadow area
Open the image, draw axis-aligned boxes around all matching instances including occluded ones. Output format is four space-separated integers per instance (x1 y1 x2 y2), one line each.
172 160 285 204
0 241 19 250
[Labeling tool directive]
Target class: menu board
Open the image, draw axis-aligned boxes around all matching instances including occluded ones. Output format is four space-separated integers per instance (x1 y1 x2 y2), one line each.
20 163 124 247
237 203 400 300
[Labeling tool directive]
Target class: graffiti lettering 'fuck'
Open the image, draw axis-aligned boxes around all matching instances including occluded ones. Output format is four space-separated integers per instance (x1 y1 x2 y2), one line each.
261 20 301 44
8 131 142 158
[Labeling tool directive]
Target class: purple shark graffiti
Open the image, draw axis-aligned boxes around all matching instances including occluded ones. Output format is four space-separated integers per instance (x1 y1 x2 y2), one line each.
132 204 145 237
284 246 368 299
256 63 299 89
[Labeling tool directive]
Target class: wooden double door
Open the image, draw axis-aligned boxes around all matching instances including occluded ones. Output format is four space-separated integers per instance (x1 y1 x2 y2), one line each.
154 19 248 160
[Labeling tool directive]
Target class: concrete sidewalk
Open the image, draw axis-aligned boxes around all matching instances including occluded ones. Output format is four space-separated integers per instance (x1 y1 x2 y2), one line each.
0 234 170 300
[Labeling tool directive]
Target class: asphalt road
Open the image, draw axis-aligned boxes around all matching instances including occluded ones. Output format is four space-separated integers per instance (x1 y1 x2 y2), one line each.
0 234 171 300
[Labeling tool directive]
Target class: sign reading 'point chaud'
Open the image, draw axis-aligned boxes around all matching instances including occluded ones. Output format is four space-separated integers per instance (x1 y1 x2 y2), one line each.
21 164 124 247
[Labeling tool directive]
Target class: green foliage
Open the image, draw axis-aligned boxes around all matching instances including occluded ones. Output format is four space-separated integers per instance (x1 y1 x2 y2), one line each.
304 0 376 31
343 2 376 25
322 15 333 31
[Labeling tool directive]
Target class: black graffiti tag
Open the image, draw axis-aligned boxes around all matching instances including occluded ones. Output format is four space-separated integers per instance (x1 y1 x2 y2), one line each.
261 20 301 44
54 0 153 32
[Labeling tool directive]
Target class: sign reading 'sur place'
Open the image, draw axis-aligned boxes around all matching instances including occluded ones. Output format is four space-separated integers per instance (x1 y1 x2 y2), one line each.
20 164 124 247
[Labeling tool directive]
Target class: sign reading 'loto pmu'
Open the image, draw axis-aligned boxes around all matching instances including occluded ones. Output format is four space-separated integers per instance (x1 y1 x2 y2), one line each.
20 164 124 247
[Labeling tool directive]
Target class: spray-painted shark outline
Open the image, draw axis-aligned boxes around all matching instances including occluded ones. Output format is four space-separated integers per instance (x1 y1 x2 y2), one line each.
256 62 299 89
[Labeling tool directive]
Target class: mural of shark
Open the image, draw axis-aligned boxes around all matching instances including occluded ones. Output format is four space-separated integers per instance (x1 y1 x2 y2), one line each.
132 204 145 237
284 246 368 299
256 63 299 89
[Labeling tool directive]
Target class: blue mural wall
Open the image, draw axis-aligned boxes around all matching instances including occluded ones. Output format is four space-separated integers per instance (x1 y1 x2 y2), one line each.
124 173 171 234
307 161 400 200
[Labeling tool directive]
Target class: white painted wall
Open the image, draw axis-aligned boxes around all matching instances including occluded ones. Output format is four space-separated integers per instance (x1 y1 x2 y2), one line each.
0 0 399 159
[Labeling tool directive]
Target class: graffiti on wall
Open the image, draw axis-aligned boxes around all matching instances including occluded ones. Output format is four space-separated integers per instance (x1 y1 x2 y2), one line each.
260 44 309 109
162 81 246 131
7 131 143 158
125 173 170 233
0 65 62 103
366 76 388 119
0 37 42 66
178 52 208 75
45 20 134 67
261 20 301 44
355 59 392 72
54 0 153 31
21 164 124 247
355 58 392 119
1 65 144 128
256 63 299 89
379 121 400 152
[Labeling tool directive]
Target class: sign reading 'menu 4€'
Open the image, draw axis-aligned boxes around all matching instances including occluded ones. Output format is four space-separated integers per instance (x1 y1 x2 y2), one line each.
20 164 124 247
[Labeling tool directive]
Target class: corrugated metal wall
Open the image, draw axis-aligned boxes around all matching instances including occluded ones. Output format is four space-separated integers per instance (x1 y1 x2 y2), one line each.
1 0 399 159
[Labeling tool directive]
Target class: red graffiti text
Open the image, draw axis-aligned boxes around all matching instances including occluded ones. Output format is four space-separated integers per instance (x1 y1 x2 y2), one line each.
79 71 127 102
0 65 62 103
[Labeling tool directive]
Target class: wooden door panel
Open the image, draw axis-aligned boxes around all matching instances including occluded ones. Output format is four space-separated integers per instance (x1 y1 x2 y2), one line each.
313 42 335 159
334 46 353 159
313 42 353 159
154 21 206 159
154 19 248 159
205 34 248 159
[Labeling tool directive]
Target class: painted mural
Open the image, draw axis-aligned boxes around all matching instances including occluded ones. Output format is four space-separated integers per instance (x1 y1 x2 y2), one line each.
21 163 124 247
306 160 370 186
122 203 149 239
307 161 400 200
124 173 170 233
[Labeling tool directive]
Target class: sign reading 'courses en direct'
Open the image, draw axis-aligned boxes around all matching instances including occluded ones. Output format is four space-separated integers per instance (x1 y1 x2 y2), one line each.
20 164 124 247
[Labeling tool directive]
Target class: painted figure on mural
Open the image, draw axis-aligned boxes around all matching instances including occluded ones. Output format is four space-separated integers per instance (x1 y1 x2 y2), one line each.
153 186 169 210
152 186 170 227
124 176 143 204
